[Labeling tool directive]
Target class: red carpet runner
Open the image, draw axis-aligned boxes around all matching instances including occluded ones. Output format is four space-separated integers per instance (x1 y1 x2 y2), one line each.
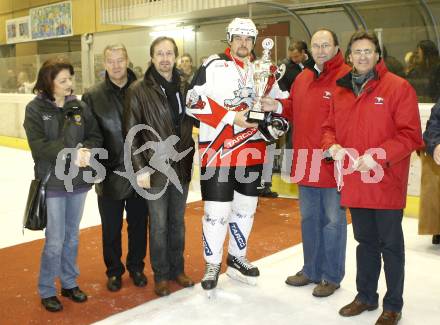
0 198 302 324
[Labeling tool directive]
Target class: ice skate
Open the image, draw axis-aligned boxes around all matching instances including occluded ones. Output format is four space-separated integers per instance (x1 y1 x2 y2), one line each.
201 262 221 298
226 253 259 286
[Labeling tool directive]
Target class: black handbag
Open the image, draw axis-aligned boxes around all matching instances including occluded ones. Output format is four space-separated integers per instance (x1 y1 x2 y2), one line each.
23 169 51 231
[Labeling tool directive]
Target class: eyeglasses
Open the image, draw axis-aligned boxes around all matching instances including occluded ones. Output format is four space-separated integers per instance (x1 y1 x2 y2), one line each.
311 43 331 50
352 49 375 57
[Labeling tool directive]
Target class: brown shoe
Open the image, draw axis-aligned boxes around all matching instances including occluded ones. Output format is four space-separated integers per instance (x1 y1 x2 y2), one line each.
154 280 170 297
312 280 340 297
339 298 378 317
285 271 313 287
375 310 402 325
175 273 195 288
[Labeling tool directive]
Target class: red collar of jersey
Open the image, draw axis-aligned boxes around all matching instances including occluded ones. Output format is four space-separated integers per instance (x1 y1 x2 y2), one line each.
225 47 254 68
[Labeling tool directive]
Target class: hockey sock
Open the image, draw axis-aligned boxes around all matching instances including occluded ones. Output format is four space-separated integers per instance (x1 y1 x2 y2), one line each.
228 191 258 258
203 200 232 264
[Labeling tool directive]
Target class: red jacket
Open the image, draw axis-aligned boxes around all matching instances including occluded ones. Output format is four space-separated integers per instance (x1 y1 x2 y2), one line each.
279 51 351 187
321 60 424 209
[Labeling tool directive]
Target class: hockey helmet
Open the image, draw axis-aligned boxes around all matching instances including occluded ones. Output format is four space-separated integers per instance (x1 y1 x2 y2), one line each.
226 18 258 44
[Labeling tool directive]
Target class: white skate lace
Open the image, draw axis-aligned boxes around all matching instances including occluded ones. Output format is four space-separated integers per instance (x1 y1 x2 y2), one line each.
202 263 221 281
234 256 255 270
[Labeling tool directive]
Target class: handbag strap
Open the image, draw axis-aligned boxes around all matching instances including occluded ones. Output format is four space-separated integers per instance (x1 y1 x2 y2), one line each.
41 165 52 186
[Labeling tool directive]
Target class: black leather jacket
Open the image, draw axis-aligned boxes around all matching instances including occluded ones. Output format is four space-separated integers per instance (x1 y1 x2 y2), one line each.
279 56 315 92
82 69 138 200
23 96 103 191
124 66 195 188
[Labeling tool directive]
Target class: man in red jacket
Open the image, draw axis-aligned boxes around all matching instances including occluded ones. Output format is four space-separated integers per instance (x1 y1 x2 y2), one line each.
261 29 351 297
321 31 423 325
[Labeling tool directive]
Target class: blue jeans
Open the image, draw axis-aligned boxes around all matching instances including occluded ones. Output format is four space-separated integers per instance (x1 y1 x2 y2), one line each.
147 182 189 283
38 191 87 298
298 185 347 284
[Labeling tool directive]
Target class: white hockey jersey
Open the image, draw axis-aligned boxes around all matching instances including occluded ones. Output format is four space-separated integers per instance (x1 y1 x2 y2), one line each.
186 48 287 168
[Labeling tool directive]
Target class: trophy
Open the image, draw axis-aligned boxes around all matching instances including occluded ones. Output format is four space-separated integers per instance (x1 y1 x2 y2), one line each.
247 38 286 123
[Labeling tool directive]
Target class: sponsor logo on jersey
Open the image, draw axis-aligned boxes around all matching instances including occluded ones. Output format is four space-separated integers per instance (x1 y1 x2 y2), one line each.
229 222 246 250
224 129 257 149
201 123 258 167
203 232 213 256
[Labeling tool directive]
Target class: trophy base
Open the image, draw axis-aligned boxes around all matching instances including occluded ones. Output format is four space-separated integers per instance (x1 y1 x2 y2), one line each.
247 110 265 123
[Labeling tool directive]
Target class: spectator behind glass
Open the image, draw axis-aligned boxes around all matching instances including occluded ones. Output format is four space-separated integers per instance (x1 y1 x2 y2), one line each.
133 66 143 79
3 69 18 92
404 51 417 78
278 40 314 92
17 71 35 93
179 53 196 95
407 40 440 102
382 46 405 78
23 57 102 312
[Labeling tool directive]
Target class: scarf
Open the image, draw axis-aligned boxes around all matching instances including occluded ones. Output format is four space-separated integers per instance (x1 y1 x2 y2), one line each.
351 68 375 96
150 65 183 131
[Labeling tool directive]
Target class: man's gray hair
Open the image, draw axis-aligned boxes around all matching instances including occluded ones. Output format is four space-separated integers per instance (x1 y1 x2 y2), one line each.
103 44 128 59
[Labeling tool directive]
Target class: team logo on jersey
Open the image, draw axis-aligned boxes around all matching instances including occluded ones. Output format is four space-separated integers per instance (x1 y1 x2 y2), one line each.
42 114 52 121
323 91 331 99
224 85 254 111
203 232 213 256
374 96 384 105
229 222 246 250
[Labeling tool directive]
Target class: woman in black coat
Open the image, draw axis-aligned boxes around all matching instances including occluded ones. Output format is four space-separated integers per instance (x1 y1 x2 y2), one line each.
23 58 102 312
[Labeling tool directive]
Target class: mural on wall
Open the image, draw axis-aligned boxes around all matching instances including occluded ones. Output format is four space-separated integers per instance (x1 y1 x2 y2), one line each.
30 1 73 41
6 17 31 44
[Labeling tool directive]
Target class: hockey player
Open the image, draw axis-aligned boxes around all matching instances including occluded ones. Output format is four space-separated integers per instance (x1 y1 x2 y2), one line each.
186 17 287 292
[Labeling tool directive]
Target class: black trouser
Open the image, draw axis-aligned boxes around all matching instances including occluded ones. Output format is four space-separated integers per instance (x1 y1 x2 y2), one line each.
350 208 405 313
98 195 148 277
200 165 263 201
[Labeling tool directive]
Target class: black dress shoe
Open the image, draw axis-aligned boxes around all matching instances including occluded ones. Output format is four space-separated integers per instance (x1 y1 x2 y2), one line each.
130 271 148 287
41 296 63 312
61 287 87 303
433 234 440 245
258 185 279 198
107 276 122 292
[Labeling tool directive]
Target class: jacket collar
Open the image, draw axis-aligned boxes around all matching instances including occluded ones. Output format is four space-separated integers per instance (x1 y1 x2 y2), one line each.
104 68 137 91
36 93 77 109
144 64 180 84
307 50 344 77
323 50 345 73
144 65 183 99
143 65 187 118
337 58 386 91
